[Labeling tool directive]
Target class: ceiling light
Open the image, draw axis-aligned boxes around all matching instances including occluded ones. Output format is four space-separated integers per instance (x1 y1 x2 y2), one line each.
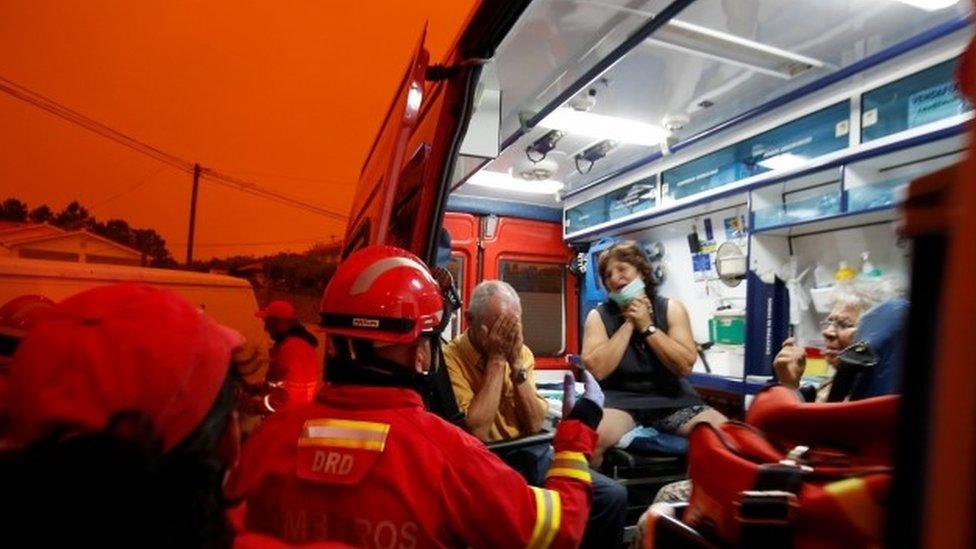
539 108 666 147
575 139 618 174
468 170 564 194
893 0 959 10
646 19 826 80
758 153 808 172
526 129 566 162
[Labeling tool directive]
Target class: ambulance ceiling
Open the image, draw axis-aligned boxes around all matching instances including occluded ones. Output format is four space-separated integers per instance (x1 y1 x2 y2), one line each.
452 0 971 206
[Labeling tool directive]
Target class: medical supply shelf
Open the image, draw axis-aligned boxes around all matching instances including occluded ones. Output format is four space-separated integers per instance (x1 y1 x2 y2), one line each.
562 49 971 400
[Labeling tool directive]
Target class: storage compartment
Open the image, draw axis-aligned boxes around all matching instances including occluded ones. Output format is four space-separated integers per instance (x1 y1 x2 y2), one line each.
753 190 842 229
709 309 746 345
846 178 909 212
809 285 836 313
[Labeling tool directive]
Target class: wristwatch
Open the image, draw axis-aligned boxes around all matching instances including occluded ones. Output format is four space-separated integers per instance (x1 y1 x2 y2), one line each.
513 367 529 384
639 324 657 338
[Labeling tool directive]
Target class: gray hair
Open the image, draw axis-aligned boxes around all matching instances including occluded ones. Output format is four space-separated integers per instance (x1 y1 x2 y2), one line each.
467 280 520 326
832 278 905 316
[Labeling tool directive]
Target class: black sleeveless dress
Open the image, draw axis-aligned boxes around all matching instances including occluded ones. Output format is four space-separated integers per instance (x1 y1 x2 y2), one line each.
596 295 703 410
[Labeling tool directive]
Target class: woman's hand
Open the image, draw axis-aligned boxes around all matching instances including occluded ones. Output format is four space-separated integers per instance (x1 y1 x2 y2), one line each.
623 294 654 332
772 337 806 389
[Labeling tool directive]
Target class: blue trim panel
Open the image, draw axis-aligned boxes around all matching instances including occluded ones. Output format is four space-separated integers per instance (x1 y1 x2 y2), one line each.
744 271 790 378
498 0 697 151
561 15 972 201
689 373 766 395
564 121 967 242
446 194 563 222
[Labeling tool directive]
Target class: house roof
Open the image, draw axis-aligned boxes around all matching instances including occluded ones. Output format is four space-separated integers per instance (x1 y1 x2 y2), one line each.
0 223 65 246
0 221 26 231
1 226 141 258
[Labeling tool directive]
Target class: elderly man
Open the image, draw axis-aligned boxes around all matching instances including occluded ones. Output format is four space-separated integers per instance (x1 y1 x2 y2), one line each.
443 280 627 549
442 281 547 442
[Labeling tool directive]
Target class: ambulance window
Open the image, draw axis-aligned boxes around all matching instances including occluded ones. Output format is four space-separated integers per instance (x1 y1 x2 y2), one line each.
388 144 429 251
499 260 565 356
342 221 370 259
445 253 464 340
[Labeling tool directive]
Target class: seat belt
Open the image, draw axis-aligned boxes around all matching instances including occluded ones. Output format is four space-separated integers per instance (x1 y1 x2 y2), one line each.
735 447 809 548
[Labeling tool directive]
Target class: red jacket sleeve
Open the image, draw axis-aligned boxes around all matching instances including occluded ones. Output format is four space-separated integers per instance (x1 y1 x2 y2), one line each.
441 418 597 549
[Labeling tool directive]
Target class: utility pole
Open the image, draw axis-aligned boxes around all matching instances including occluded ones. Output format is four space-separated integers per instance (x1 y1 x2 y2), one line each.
186 163 201 264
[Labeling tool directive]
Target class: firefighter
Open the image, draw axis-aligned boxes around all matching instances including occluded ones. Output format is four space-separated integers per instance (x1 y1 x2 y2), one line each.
0 284 246 547
0 294 56 367
231 245 605 548
247 299 320 414
0 294 56 448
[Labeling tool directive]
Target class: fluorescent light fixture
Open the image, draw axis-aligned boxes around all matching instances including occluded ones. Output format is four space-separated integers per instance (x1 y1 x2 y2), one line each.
758 153 808 172
467 170 565 194
893 0 959 10
646 19 826 79
539 108 666 147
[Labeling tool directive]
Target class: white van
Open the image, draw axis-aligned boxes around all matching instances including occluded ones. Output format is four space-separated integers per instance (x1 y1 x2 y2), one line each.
0 256 270 381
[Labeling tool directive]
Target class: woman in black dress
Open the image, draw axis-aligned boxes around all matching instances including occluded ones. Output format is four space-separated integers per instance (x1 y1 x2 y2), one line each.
581 242 726 465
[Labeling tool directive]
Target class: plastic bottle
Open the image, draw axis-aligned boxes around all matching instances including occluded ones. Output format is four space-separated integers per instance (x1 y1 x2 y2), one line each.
834 260 856 282
859 251 882 278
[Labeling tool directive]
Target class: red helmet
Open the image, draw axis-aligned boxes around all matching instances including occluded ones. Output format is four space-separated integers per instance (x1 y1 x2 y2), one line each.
320 245 443 344
0 295 56 363
0 295 56 338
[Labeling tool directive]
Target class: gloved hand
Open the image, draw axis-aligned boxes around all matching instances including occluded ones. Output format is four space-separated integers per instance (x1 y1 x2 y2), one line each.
562 370 604 430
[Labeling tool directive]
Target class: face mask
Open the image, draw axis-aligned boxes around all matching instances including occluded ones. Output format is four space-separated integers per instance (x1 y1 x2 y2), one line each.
608 277 645 307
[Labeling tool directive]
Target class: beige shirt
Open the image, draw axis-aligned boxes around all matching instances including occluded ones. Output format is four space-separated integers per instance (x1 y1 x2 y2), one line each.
442 332 547 441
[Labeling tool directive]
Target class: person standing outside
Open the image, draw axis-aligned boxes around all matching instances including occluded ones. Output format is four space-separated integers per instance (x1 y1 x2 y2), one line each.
252 300 319 413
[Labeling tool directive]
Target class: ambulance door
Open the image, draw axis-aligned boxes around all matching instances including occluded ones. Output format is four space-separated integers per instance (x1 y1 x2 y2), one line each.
343 31 429 258
343 2 533 263
480 217 578 370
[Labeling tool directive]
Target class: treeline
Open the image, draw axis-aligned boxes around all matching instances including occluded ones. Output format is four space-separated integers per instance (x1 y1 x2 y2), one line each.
0 198 175 267
1 197 340 293
191 243 341 296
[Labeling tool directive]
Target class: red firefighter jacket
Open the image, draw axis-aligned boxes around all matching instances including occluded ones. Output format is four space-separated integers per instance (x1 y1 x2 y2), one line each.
266 335 320 407
230 384 596 549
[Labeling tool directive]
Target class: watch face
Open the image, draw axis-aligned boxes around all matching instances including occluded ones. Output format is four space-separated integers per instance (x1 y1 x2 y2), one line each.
515 369 528 383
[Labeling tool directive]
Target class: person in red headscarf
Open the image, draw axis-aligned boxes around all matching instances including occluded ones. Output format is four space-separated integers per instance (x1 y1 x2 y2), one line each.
0 283 346 548
0 294 56 448
243 300 320 416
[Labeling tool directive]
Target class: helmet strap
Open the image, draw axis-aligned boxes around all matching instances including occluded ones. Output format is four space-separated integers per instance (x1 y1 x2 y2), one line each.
326 338 434 394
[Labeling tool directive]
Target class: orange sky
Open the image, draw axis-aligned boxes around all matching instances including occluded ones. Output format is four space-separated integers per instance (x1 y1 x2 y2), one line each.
0 1 477 260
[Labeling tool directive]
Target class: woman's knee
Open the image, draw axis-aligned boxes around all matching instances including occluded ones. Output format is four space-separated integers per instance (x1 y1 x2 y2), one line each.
592 409 635 464
677 407 727 436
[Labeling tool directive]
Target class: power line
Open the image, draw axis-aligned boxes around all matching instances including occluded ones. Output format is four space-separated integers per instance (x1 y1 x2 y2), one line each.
0 74 349 221
200 170 347 221
90 163 171 207
215 168 343 185
0 76 193 172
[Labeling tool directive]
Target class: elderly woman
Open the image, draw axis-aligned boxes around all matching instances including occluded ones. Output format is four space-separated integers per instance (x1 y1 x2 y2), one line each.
582 242 726 465
773 286 903 402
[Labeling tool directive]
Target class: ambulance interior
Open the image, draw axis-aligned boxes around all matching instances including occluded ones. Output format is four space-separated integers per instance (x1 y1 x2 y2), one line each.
434 0 972 542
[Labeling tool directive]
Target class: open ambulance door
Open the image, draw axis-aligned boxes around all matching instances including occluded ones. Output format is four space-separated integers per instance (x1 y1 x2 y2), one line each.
343 2 532 265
